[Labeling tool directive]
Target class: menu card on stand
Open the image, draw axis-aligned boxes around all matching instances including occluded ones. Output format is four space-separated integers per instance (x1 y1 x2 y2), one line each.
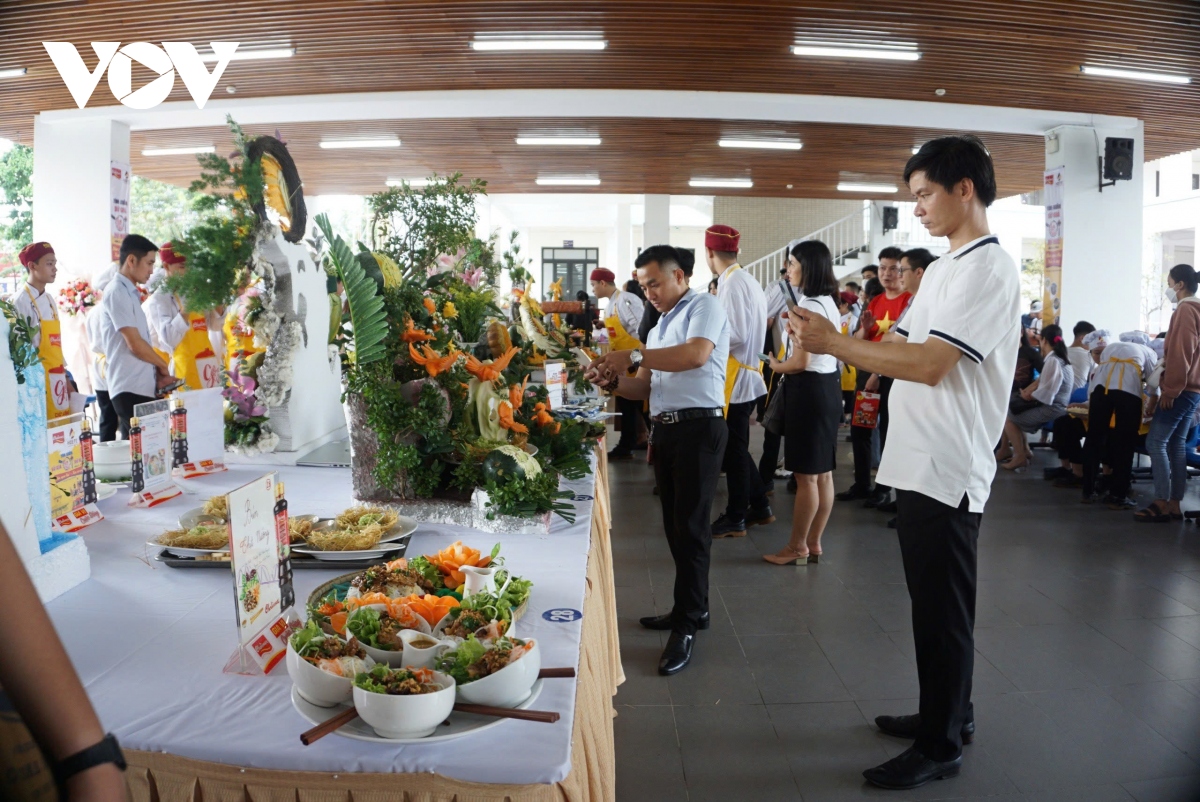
170 387 227 478
48 413 103 532
128 399 182 507
544 360 567 409
223 472 298 675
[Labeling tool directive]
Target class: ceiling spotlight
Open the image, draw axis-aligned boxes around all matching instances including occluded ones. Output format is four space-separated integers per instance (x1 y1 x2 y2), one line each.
471 36 606 52
837 182 898 193
200 47 295 63
536 175 602 186
689 178 754 189
516 136 602 146
718 138 802 151
792 43 920 61
386 178 433 188
319 138 401 149
142 146 216 156
0 67 27 79
1081 65 1190 85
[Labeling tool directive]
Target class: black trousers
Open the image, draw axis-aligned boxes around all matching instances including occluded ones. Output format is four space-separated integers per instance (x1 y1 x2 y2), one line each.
1082 387 1143 499
653 417 727 635
1053 414 1086 464
722 398 770 519
615 396 643 451
896 489 980 762
111 392 156 439
850 370 875 491
759 428 782 484
874 376 895 493
96 389 118 442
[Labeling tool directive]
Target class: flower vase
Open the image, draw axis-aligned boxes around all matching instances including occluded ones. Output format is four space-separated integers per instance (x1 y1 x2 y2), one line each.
343 390 413 501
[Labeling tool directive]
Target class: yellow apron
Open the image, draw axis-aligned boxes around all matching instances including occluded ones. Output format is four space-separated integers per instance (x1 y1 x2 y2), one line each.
170 298 222 390
223 304 262 368
604 294 643 353
28 287 70 419
720 267 764 415
1092 357 1150 434
839 319 857 391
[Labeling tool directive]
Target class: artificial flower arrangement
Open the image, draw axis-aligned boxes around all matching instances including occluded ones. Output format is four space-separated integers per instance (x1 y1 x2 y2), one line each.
57 279 100 316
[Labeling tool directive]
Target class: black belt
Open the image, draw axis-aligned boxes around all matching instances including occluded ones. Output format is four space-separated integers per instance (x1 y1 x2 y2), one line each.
651 407 723 425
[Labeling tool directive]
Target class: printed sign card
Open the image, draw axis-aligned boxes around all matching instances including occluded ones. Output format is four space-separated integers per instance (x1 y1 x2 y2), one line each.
170 387 226 478
129 399 182 507
544 360 567 409
223 472 297 675
47 413 103 532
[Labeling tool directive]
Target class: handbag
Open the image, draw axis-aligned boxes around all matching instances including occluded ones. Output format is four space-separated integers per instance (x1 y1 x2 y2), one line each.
762 378 787 436
852 391 881 428
1009 388 1040 415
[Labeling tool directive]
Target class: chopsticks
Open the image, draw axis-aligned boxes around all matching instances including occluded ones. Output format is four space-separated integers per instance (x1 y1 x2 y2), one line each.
299 666 577 745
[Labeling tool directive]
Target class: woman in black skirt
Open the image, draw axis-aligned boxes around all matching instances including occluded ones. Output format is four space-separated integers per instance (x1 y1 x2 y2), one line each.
763 240 844 566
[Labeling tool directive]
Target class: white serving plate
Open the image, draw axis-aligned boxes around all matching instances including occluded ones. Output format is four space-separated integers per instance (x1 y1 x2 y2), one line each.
290 678 545 744
95 483 117 502
179 506 227 529
290 544 406 562
307 515 417 545
147 540 228 559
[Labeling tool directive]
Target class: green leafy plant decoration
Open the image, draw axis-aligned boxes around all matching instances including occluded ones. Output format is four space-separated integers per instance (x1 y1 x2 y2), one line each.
316 213 389 366
0 297 39 383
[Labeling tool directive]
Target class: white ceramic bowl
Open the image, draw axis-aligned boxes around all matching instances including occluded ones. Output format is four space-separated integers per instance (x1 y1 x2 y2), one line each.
455 639 541 708
286 640 373 708
347 605 431 667
353 670 456 739
93 440 131 481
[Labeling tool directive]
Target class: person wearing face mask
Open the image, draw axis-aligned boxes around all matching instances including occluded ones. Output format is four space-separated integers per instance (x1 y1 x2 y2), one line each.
1137 264 1200 522
9 241 72 419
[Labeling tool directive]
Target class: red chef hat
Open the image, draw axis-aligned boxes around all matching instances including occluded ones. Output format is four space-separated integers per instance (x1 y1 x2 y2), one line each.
589 268 616 283
18 241 54 267
704 225 740 252
840 290 859 306
160 241 185 265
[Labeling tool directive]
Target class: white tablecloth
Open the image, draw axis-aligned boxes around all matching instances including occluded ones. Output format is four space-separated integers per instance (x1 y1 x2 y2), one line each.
46 463 599 785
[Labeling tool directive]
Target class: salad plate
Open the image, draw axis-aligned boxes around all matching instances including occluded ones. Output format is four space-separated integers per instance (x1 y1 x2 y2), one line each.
290 544 407 562
289 678 545 743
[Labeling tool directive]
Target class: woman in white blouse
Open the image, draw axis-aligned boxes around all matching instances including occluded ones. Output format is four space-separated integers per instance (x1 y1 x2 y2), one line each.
1000 324 1073 471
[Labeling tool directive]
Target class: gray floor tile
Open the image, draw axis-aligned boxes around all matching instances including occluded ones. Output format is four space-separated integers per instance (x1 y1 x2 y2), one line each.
1121 774 1200 802
768 701 893 800
742 634 853 704
674 704 802 801
1089 618 1200 681
1155 615 1200 650
1106 681 1200 763
1024 785 1136 801
613 705 688 802
615 632 674 706
665 633 762 706
815 631 921 701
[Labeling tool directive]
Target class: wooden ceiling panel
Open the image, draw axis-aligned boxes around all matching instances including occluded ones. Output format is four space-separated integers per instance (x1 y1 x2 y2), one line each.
128 118 1045 199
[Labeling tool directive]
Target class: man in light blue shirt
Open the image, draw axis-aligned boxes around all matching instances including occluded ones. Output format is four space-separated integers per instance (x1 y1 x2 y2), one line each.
586 245 728 676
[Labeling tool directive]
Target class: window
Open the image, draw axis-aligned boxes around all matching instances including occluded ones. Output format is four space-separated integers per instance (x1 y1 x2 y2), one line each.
541 247 599 298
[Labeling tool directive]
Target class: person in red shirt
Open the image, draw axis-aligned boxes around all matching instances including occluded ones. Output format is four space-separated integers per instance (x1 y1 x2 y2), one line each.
837 247 912 505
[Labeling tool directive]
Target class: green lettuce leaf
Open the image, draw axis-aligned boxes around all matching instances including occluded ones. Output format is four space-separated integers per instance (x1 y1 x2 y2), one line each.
345 607 383 648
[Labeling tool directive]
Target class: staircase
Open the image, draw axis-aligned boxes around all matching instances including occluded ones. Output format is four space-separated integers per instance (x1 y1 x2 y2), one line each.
743 206 873 286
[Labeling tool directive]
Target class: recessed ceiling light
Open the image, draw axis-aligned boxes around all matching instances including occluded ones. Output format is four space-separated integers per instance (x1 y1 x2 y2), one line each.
1081 65 1190 85
200 47 295 63
386 178 433 188
142 146 216 156
319 138 401 149
792 43 920 61
718 138 803 151
837 182 898 193
689 178 754 189
0 67 27 79
471 36 606 52
536 175 602 186
516 136 602 146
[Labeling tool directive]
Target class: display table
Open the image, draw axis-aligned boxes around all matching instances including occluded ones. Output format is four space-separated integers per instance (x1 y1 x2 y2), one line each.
43 450 620 801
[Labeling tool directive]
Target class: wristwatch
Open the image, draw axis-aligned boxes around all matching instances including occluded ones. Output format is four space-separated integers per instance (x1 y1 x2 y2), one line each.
52 733 127 787
629 349 643 369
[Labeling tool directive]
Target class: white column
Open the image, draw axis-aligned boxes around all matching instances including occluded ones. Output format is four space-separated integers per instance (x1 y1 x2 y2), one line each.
643 194 670 249
616 202 632 280
32 118 131 280
1046 122 1144 334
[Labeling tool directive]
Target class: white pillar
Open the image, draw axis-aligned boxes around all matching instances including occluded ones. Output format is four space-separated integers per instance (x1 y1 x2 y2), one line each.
1046 122 1144 334
643 194 670 249
616 202 632 281
33 118 131 281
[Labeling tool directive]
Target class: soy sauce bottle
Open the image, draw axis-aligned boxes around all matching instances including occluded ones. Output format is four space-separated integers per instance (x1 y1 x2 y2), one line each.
129 416 144 493
274 481 294 611
80 417 97 504
170 396 188 468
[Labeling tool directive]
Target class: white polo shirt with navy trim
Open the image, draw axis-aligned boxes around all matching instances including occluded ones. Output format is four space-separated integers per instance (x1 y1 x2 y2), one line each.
877 234 1020 513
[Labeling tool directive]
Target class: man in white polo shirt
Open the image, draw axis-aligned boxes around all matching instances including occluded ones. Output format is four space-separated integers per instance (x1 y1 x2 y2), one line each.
796 136 1019 790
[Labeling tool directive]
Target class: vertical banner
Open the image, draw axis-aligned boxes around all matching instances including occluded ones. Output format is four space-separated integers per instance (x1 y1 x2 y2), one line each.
544 360 567 408
1043 167 1065 327
129 399 182 507
110 161 131 262
171 387 227 478
48 414 103 532
224 472 294 675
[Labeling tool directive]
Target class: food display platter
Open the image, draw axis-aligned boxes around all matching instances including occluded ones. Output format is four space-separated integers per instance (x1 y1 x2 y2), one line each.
290 680 545 744
152 537 409 570
306 569 528 620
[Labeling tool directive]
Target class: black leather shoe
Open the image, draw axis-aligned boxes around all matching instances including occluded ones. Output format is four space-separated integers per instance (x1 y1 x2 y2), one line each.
747 505 775 527
887 517 897 529
877 498 898 513
786 475 797 494
864 489 891 509
658 632 694 675
711 513 747 538
863 745 961 790
1043 466 1071 481
875 709 975 744
640 611 710 631
836 484 872 502
608 447 633 461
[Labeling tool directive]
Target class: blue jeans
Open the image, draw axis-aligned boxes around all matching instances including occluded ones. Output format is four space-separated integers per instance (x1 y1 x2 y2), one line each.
1147 391 1200 501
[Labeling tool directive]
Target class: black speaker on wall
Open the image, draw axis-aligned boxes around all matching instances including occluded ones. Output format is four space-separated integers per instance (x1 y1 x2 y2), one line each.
882 206 899 232
1104 137 1135 181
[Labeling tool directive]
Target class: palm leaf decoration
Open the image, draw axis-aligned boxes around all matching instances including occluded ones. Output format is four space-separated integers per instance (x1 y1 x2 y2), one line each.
315 213 389 366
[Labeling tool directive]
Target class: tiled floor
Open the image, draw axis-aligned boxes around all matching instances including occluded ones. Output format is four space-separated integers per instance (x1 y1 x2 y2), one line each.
610 428 1200 801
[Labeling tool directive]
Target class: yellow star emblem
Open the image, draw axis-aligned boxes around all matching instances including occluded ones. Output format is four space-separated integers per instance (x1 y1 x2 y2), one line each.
875 312 895 335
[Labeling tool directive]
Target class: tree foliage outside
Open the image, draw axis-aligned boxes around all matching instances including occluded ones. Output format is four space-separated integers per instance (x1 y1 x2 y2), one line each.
130 176 200 247
0 143 33 252
368 173 486 280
